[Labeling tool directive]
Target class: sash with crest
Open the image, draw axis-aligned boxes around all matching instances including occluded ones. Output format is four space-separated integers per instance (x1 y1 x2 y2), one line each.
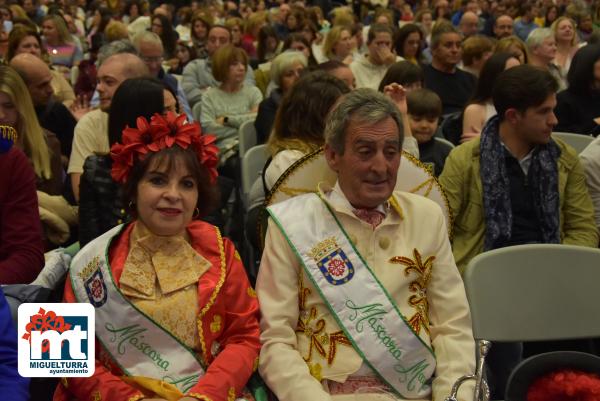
267 193 436 399
70 225 205 394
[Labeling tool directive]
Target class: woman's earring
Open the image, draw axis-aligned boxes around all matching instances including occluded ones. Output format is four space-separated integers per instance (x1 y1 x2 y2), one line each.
193 208 200 218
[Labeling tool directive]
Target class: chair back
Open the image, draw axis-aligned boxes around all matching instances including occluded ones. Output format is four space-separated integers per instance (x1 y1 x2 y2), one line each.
552 132 594 154
239 120 258 159
463 244 600 342
434 136 456 150
242 144 269 208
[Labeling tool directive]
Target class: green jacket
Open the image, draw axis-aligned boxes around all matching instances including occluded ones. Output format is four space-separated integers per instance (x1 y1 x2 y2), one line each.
439 137 599 273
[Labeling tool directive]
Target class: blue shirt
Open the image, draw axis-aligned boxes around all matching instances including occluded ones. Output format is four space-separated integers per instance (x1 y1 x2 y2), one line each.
0 288 29 401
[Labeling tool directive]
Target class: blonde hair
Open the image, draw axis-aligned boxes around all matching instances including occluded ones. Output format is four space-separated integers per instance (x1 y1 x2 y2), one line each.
331 7 355 27
244 11 267 37
105 20 129 42
323 25 351 60
495 35 530 64
42 14 73 45
551 16 578 47
0 66 51 179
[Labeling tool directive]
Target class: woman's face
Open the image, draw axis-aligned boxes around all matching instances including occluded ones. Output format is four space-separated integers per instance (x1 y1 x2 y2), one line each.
16 35 42 58
136 158 198 237
280 61 304 92
420 12 433 28
334 29 352 58
546 7 557 23
0 8 11 23
0 91 18 129
227 60 246 84
129 4 139 17
301 25 315 43
289 40 310 59
175 44 190 64
163 89 177 113
556 19 575 43
403 31 421 58
230 24 242 45
193 20 208 40
286 14 298 30
151 18 164 36
42 19 58 43
266 36 278 52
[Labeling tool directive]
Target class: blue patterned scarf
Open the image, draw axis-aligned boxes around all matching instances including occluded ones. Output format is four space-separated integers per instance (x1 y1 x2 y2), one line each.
480 116 561 250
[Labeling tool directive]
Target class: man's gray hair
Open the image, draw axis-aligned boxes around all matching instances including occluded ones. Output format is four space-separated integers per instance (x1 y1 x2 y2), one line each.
98 39 137 66
324 88 404 154
132 31 163 51
526 28 554 50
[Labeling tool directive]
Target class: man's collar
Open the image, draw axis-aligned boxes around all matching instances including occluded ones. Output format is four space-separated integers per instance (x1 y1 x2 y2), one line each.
317 181 404 221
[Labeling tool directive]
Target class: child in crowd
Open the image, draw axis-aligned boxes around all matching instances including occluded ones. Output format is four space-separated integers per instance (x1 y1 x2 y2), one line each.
407 88 450 176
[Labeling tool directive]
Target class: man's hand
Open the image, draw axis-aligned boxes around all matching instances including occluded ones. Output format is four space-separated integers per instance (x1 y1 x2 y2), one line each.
69 94 91 121
460 126 481 143
383 83 408 115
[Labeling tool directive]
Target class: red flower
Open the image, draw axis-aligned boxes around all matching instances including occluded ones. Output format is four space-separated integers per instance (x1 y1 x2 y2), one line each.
528 369 600 401
110 112 220 184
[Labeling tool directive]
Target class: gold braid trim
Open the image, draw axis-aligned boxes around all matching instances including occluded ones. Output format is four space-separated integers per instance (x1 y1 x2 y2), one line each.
188 393 213 401
228 386 236 401
0 125 17 142
197 228 228 363
127 395 145 401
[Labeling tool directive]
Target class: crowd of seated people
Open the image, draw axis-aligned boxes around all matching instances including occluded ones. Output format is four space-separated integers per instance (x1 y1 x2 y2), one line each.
2 0 600 400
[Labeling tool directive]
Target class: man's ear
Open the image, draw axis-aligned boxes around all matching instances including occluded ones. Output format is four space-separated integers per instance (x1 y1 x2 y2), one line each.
504 108 520 125
324 143 340 173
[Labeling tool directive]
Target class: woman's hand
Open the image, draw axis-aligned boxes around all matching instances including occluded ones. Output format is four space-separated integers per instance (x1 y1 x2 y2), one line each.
383 83 408 115
215 116 226 125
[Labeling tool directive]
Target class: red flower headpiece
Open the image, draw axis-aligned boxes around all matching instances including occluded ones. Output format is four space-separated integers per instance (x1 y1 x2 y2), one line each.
527 369 600 401
110 112 219 184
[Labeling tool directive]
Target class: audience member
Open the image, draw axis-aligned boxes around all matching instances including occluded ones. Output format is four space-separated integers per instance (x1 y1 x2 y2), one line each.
68 52 149 201
132 31 193 120
79 78 171 246
495 35 530 64
190 11 211 58
514 4 539 41
350 24 399 89
0 141 44 284
407 88 450 176
182 25 255 108
555 44 600 135
394 23 425 65
440 64 598 397
150 13 178 59
459 11 480 37
265 71 349 189
493 14 514 39
10 53 77 159
462 52 521 142
317 60 356 90
41 14 83 71
551 16 581 84
379 60 424 91
526 28 563 88
200 45 262 162
461 35 494 76
580 136 600 235
255 51 306 144
322 25 353 64
424 22 476 114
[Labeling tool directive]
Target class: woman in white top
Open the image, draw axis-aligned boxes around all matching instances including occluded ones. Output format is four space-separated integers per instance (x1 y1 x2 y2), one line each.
552 16 582 83
200 45 263 162
264 71 350 189
461 52 521 143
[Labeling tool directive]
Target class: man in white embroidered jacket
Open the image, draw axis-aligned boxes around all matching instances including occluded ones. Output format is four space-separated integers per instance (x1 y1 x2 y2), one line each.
257 88 476 401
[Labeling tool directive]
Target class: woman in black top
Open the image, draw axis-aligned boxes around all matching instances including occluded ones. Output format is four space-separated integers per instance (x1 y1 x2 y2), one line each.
555 44 600 136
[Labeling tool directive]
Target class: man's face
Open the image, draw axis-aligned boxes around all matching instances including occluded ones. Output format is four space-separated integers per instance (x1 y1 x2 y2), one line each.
325 116 401 209
493 15 513 38
533 36 557 63
513 94 558 146
206 27 231 56
139 41 164 77
460 15 479 37
433 32 462 68
27 67 54 106
368 32 393 65
96 58 129 112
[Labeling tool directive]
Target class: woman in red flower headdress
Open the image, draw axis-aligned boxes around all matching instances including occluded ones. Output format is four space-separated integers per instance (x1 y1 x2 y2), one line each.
54 84 261 401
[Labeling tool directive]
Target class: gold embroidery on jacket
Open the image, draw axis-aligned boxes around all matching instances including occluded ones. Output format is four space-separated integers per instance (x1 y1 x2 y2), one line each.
389 249 435 335
296 274 351 366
